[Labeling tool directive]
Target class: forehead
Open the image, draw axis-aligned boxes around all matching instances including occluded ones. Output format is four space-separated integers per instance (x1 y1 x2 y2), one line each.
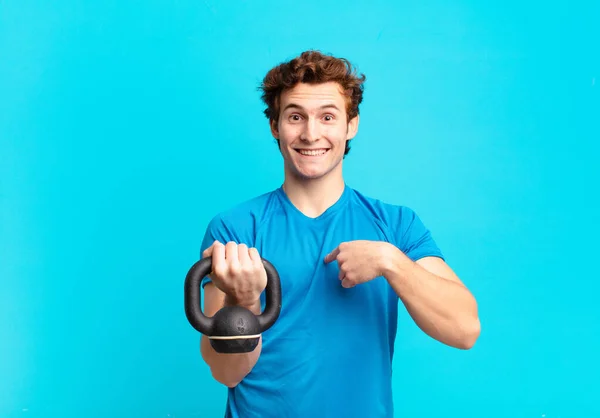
280 82 346 110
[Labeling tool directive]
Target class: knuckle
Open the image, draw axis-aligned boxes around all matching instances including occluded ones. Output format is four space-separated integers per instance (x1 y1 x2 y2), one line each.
212 265 227 280
240 263 253 276
250 248 262 261
229 263 241 277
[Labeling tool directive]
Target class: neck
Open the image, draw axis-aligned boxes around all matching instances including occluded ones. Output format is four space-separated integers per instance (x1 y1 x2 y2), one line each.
282 173 345 219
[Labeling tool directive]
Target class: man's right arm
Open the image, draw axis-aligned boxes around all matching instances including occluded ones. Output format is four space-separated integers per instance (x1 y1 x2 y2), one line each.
200 282 262 388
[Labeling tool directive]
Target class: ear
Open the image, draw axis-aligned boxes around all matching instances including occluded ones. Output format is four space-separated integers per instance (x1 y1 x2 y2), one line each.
270 118 279 139
346 114 359 140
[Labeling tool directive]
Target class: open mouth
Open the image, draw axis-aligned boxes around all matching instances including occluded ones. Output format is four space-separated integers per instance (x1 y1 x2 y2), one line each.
295 149 329 157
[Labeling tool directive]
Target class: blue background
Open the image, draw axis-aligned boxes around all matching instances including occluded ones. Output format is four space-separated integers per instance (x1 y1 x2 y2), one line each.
1 1 599 417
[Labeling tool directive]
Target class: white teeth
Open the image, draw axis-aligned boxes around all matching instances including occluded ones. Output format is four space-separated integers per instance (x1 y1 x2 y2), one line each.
298 149 327 156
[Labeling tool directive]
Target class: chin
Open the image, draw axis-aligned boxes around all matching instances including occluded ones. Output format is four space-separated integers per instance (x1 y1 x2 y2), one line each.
285 156 341 181
293 171 321 180
296 166 335 180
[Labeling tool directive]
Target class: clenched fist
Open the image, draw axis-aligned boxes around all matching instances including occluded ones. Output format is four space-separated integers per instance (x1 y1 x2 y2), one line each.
202 240 267 308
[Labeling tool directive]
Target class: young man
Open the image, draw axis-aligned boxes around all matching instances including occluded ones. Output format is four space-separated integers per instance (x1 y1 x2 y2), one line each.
198 50 480 417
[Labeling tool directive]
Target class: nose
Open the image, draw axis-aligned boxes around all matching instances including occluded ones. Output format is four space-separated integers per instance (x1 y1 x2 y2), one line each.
300 119 320 142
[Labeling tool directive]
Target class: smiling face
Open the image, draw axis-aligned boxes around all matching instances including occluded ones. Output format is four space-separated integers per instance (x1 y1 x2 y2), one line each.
270 82 359 182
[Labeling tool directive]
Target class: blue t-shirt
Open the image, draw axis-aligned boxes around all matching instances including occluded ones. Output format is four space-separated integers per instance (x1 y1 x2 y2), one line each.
199 184 444 418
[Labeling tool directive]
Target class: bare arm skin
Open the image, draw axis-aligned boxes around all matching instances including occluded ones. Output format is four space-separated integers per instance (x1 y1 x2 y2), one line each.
383 250 481 349
199 241 267 388
200 283 262 388
325 240 481 350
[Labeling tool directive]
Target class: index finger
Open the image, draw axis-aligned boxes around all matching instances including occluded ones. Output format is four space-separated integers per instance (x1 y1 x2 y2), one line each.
324 247 340 264
202 240 221 258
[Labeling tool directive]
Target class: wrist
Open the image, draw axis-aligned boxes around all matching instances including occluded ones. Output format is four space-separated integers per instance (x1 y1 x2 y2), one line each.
224 294 262 314
380 242 415 281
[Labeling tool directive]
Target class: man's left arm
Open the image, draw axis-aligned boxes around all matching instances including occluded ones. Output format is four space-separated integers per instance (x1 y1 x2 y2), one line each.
382 246 480 350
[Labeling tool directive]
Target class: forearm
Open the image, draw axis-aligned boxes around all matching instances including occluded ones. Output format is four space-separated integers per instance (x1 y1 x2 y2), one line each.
383 250 480 349
200 297 262 387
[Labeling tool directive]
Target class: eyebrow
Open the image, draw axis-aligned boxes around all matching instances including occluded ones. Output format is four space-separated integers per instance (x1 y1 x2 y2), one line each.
282 103 341 112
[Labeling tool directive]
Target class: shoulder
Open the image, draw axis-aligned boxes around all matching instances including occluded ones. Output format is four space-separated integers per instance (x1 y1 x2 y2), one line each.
348 187 443 260
203 188 281 243
348 187 419 231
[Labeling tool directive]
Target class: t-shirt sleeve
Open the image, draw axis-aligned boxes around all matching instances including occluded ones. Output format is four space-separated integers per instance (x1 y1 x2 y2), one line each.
397 207 445 262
